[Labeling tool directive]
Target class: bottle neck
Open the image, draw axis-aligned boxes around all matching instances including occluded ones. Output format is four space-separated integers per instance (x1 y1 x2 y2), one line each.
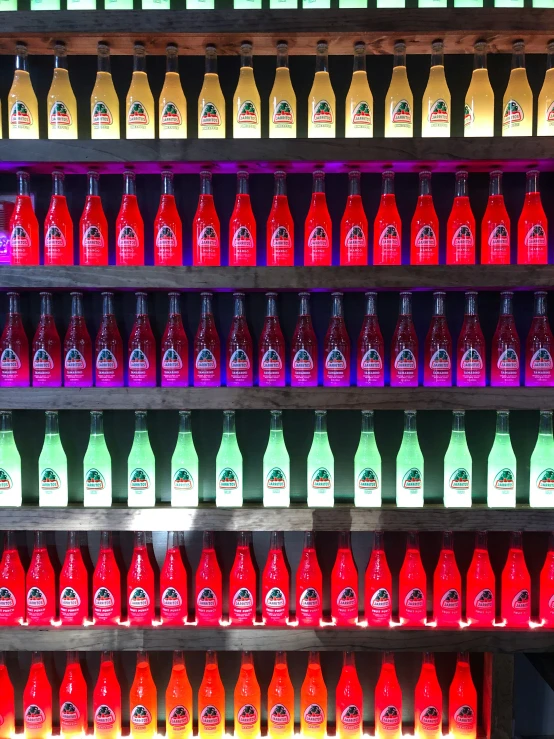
200 174 213 196
475 531 488 551
314 412 327 433
526 173 539 194
348 174 361 197
315 49 329 73
168 293 180 316
166 50 178 74
490 174 502 197
162 174 174 196
332 295 343 318
512 47 525 70
500 293 513 316
237 176 249 196
430 48 444 68
270 411 283 433
0 413 13 433
382 175 394 196
276 47 289 69
233 294 245 318
274 175 287 197
353 50 366 72
365 293 377 316
8 293 20 314
539 411 553 436
433 292 445 317
404 413 417 433
98 50 111 74
90 411 104 435
40 294 53 317
299 294 311 317
464 293 477 316
474 48 487 70
124 175 136 196
455 175 468 198
312 175 325 194
102 293 115 317
205 51 217 75
442 531 454 551
452 412 465 433
88 174 100 197
99 531 112 552
53 175 65 197
134 413 147 434
71 294 83 318
45 413 59 435
135 294 148 317
266 295 278 318
393 48 406 68
133 50 146 73
419 176 431 197
201 294 213 317
534 293 547 317
496 412 510 435
223 413 236 435
178 411 192 434
17 174 30 197
400 293 412 316
15 51 28 72
240 51 253 69
54 52 68 71
361 411 374 433
548 47 554 70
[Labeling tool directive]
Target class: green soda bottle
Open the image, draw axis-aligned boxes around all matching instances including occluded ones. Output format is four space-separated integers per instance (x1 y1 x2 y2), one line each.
127 410 156 507
443 410 472 508
38 410 68 507
307 410 334 507
529 410 554 508
487 410 516 508
215 410 243 507
396 410 424 507
83 410 112 508
171 410 199 507
0 411 21 506
263 410 290 507
354 410 382 507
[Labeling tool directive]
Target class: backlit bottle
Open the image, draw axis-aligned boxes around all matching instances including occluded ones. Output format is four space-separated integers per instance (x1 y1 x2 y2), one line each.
166 652 192 739
503 40 533 136
301 652 327 739
39 410 68 506
518 170 548 265
336 652 363 739
91 42 120 139
227 293 253 388
24 653 52 739
94 651 121 739
375 653 402 739
127 532 155 626
324 292 350 387
8 43 39 139
433 531 461 626
0 530 24 623
33 294 61 388
128 411 156 507
538 41 554 136
422 41 450 137
126 43 155 139
526 291 554 387
161 531 188 625
234 652 261 739
268 652 294 739
340 171 368 266
196 532 222 626
263 410 290 507
26 531 56 625
162 293 188 388
194 171 221 266
449 653 477 739
414 653 441 739
44 171 73 266
305 170 332 266
357 293 384 388
259 292 285 387
466 531 495 627
447 171 475 264
501 531 530 626
457 292 486 387
308 41 335 138
307 410 334 507
59 531 88 626
159 44 187 139
230 532 256 625
128 292 156 388
171 411 198 507
269 42 296 139
331 531 358 626
443 411 472 508
267 170 294 266
296 531 322 626
262 531 289 625
291 292 318 387
481 171 510 265
385 42 413 138
374 170 402 265
155 171 182 266
80 171 108 266
354 410 381 507
234 43 261 139
345 42 372 139
230 171 257 267
540 533 554 625
64 292 92 388
198 45 225 139
216 410 243 507
47 42 78 140
130 652 157 739
399 531 426 624
1 292 29 387
530 410 554 507
10 171 39 265
195 292 221 387
198 651 225 739
116 171 144 266
95 292 124 388
365 531 392 626
397 410 424 507
464 41 494 137
0 655 14 738
487 410 517 508
60 651 87 737
0 413 21 508
93 531 120 625
391 292 418 388
424 291 452 387
411 171 439 265
491 292 520 387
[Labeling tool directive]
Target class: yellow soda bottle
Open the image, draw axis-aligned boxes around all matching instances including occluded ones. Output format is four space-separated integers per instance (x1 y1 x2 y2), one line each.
91 42 120 140
126 42 155 140
464 41 494 137
345 41 373 138
385 41 413 138
233 42 261 139
308 41 335 138
269 42 296 139
421 40 450 138
198 44 226 139
538 41 554 136
159 43 187 139
47 42 78 140
502 40 533 137
8 43 39 140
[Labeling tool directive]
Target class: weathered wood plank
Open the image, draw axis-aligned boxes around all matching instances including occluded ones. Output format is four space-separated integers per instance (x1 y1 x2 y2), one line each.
483 653 514 739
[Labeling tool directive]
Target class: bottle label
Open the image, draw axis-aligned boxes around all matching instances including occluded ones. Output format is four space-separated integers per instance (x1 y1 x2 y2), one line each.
95 705 116 727
530 347 553 382
162 347 186 386
357 468 379 489
200 103 221 127
0 586 16 616
82 225 105 262
229 348 251 380
352 101 371 126
156 225 178 260
537 468 554 490
419 707 441 729
325 348 348 384
344 225 366 261
440 588 460 611
10 101 33 128
118 226 140 262
503 99 524 128
161 586 183 615
452 225 474 259
200 705 221 728
96 348 119 384
512 589 530 611
237 100 258 127
128 348 150 383
464 103 473 128
547 102 554 123
269 704 291 727
0 348 22 383
379 706 400 729
453 705 475 731
131 705 152 727
264 587 286 618
273 100 294 126
232 587 254 614
493 468 515 489
65 347 87 382
336 586 357 611
379 225 401 257
161 101 183 128
341 705 362 730
25 705 46 727
261 349 283 384
449 468 470 490
402 467 422 489
525 224 547 254
415 225 437 259
218 467 238 489
49 101 72 128
197 226 219 260
497 347 519 382
129 468 150 490
394 348 417 384
391 99 411 126
26 586 48 617
292 349 314 384
10 225 32 260
360 348 383 385
0 468 13 491
93 587 115 617
173 468 194 490
45 225 66 261
460 348 483 382
299 587 321 616
429 348 451 382
304 704 325 726
308 226 329 260
128 101 149 128
196 587 218 617
428 98 449 125
311 467 332 489
369 587 391 617
312 100 333 126
237 704 258 728
60 585 81 618
128 587 151 616
404 587 425 614
266 467 286 489
196 348 218 384
60 701 81 727
270 226 292 259
473 588 494 613
40 467 61 490
92 102 113 129
232 226 254 261
169 706 190 729
488 224 509 257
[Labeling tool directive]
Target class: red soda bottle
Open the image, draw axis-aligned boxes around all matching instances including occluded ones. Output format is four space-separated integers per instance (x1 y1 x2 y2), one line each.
116 170 144 266
60 651 88 737
456 291 486 387
193 170 220 267
267 170 294 267
374 652 402 739
130 651 157 739
195 531 223 626
0 291 29 387
540 533 554 626
259 292 285 387
414 653 442 739
291 293 318 387
94 651 122 739
373 171 401 266
518 170 548 265
296 531 323 627
391 292 418 388
501 531 531 627
234 651 261 739
10 170 39 266
80 171 108 266
194 292 221 388
357 291 384 388
300 652 327 739
491 291 520 387
64 291 92 388
32 292 62 388
155 170 182 266
399 531 427 626
336 652 363 739
93 531 121 626
0 654 14 738
166 651 193 739
198 650 225 739
230 171 256 267
466 531 495 627
324 292 350 387
365 531 392 627
160 531 188 625
526 291 554 387
424 291 452 387
305 170 332 266
128 292 156 388
127 531 155 626
433 531 461 626
268 651 294 739
331 531 358 626
26 531 56 626
340 171 368 266
59 531 89 626
95 292 124 388
161 292 188 388
481 171 510 265
227 292 253 388
411 171 439 265
448 652 477 739
23 652 52 739
447 171 475 265
230 531 256 626
44 170 74 266
262 531 289 626
0 530 25 625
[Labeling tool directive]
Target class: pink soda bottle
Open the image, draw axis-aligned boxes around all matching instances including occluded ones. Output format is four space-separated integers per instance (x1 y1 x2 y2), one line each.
365 531 392 627
44 170 74 267
336 652 363 739
518 170 548 265
93 531 121 626
525 291 554 387
391 292 418 388
95 292 124 388
161 292 188 388
449 652 477 739
340 170 368 266
399 531 427 626
373 170 402 266
0 653 15 737
540 532 554 627
324 292 350 387
267 170 294 267
195 531 222 627
456 292 486 387
331 531 359 626
154 170 182 267
80 171 108 267
160 531 188 625
0 530 25 626
229 532 256 626
229 171 256 267
466 531 495 627
194 292 221 387
357 292 384 388
491 291 520 388
501 531 531 627
128 292 156 388
259 292 285 388
64 292 92 388
193 170 220 267
26 531 56 626
296 531 323 627
10 170 39 266
411 171 439 266
305 170 332 267
32 292 62 388
116 170 144 267
375 652 402 739
414 653 442 739
262 531 289 626
227 293 253 388
0 291 29 387
59 531 89 626
447 171 475 265
433 531 462 626
481 170 510 265
291 292 318 388
424 291 452 388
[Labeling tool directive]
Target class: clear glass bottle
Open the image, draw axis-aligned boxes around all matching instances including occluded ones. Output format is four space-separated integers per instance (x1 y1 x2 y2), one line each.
159 43 187 140
443 411 472 508
216 411 243 507
345 41 373 138
0 411 21 506
308 41 335 138
487 410 517 508
269 42 296 139
83 410 112 507
127 410 156 507
171 411 199 507
354 410 381 507
385 42 413 138
91 42 120 140
198 45 225 139
47 42 77 140
396 410 424 508
307 410 334 507
263 410 290 508
464 41 494 137
38 410 68 507
421 40 450 138
126 42 155 140
502 40 533 137
538 41 554 136
8 43 39 140
530 410 554 508
233 42 261 139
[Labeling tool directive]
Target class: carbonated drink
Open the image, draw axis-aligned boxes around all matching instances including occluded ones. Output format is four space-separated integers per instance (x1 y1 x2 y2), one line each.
449 653 477 739
291 292 318 388
193 171 220 267
127 531 155 626
10 171 39 266
0 654 14 739
155 170 182 266
457 292 486 387
501 531 531 627
336 652 363 739
160 531 188 625
116 170 144 266
340 171 367 266
481 171 510 265
466 531 495 627
491 292 520 387
198 652 225 739
433 531 461 626
26 531 56 626
32 292 61 388
227 293 253 387
331 531 359 626
59 531 89 626
194 292 220 387
518 170 548 265
373 171 401 265
196 531 222 626
230 171 256 267
447 171 475 265
230 532 256 626
375 652 402 739
93 651 122 739
95 292 124 388
391 292 418 387
64 291 92 388
324 292 350 387
44 171 74 266
0 291 29 387
128 292 156 388
357 292 384 388
411 171 439 265
414 653 442 739
305 171 332 267
262 531 289 626
234 652 261 739
23 653 52 739
80 171 108 266
267 171 294 267
296 531 322 627
399 531 427 625
59 651 87 738
540 533 554 626
93 531 121 626
130 651 157 739
166 651 193 739
0 530 24 625
526 292 554 387
259 293 285 387
161 292 188 388
301 652 327 739
365 531 392 627
268 652 294 739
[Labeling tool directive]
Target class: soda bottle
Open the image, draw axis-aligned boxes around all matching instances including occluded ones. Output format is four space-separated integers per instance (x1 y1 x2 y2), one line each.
422 41 450 138
0 412 21 507
233 42 261 139
324 292 350 387
230 171 256 267
526 291 554 387
193 171 220 266
399 531 427 625
59 651 87 737
374 652 402 739
269 42 297 140
530 410 554 507
308 41 335 139
116 171 144 266
126 43 155 140
23 653 52 739
128 292 156 388
501 531 531 627
296 531 323 627
396 410 424 507
345 41 373 139
166 651 192 739
307 410 334 507
26 531 55 625
8 42 38 141
331 531 359 626
171 411 199 507
10 170 39 265
196 531 222 626
234 652 261 739
47 42 78 140
487 410 517 508
457 292 486 387
32 292 61 388
305 170 332 266
91 42 120 141
411 171 439 265
94 651 121 739
481 171 510 265
64 291 92 388
424 291 452 387
518 170 548 265
466 531 495 627
262 531 289 625
130 652 157 739
538 40 554 137
449 653 477 739
0 531 24 624
155 170 182 266
0 654 14 738
491 292 520 387
259 293 285 387
80 171 108 266
336 652 363 739
268 652 294 739
161 292 188 388
44 170 73 266
414 653 442 739
464 41 494 138
59 531 88 626
160 531 188 625
365 531 392 627
540 533 554 626
128 411 156 507
301 652 327 739
95 292 124 388
194 292 221 388
340 171 368 266
227 293 253 388
447 171 476 265
230 532 256 626
291 292 318 388
443 410 472 508
93 531 121 626
38 410 68 507
267 170 294 267
263 410 290 508
198 652 225 739
357 292 384 388
502 41 533 137
373 171 402 266
215 410 243 507
159 44 187 140
0 292 29 388
391 292 418 387
433 531 461 626
127 531 155 626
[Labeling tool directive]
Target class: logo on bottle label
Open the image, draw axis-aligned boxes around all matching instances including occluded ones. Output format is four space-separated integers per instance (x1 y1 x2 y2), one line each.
293 349 314 371
312 100 333 124
237 100 258 125
118 225 139 256
131 705 151 726
379 225 400 250
200 706 221 727
129 348 149 370
271 226 292 252
404 587 424 608
129 468 150 490
345 225 366 252
94 587 115 609
512 589 530 610
273 100 294 125
25 705 46 726
97 348 118 371
449 468 470 490
65 347 86 371
229 349 250 372
0 348 20 373
350 100 371 126
169 706 190 728
429 348 451 371
308 226 329 253
325 348 347 370
83 225 104 254
11 101 32 127
265 587 286 608
197 587 218 608
461 348 483 370
232 225 254 252
464 103 473 127
337 586 357 609
92 102 113 127
452 225 474 249
218 467 238 489
361 348 382 373
40 468 60 490
392 100 411 125
10 225 31 253
503 99 523 127
95 705 116 726
49 101 72 127
299 587 320 609
261 349 283 370
493 468 514 489
162 348 183 372
173 468 194 490
0 587 16 609
379 706 400 728
341 705 361 729
402 468 422 489
128 101 149 126
266 467 286 489
198 225 219 252
232 588 254 611
129 587 150 609
497 347 519 371
531 348 553 371
162 587 183 608
429 98 449 124
200 103 221 127
370 588 390 610
537 469 554 490
161 101 182 127
525 224 547 248
0 469 13 490
474 588 494 611
488 224 509 249
27 587 47 609
311 467 331 489
419 706 441 729
237 704 258 727
357 468 379 490
60 586 81 609
45 225 66 251
440 589 460 609
454 705 475 728
415 225 437 252
196 348 217 370
61 701 81 723
269 704 290 725
394 348 416 370
304 704 324 725
547 101 554 122
156 225 178 254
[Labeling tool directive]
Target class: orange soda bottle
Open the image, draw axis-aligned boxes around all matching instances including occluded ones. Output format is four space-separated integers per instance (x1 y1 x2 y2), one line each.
301 652 327 739
268 651 294 739
234 651 261 739
336 652 363 739
0 653 14 739
198 651 225 739
59 651 87 738
130 651 157 739
23 652 52 739
166 651 193 739
93 651 121 739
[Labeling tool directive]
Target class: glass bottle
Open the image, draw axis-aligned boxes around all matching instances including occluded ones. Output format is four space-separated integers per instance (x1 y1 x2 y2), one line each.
457 292 486 387
127 532 155 627
80 171 108 266
83 411 112 508
292 292 318 387
345 41 373 138
301 652 327 738
308 41 335 138
391 292 418 388
0 291 29 387
195 533 223 627
466 531 495 627
259 292 285 387
305 170 332 266
324 292 350 387
198 45 225 139
268 652 294 739
267 170 294 267
375 653 402 739
411 171 439 265
229 171 257 267
396 410 424 508
501 531 530 627
263 410 290 507
160 533 188 625
47 42 78 140
93 532 121 626
307 410 334 507
262 531 289 625
44 170 74 267
422 40 450 138
424 291 452 387
229 536 256 626
481 170 510 265
233 42 261 139
194 292 221 387
32 292 62 388
443 411 472 508
193 171 221 266
171 411 199 507
399 531 426 625
491 292 520 387
93 651 122 737
64 292 92 388
354 410 381 507
373 170 402 265
538 40 554 137
8 43 39 140
161 292 188 388
449 653 477 739
23 653 52 739
0 413 21 506
340 171 368 266
126 42 155 139
414 653 442 739
487 410 517 508
26 533 56 626
518 170 548 265
296 531 322 626
39 410 68 506
95 292 124 388
331 531 359 626
433 531 462 626
529 410 554 507
0 531 24 620
336 652 363 739
502 40 533 136
128 292 156 388
159 43 187 140
357 292 384 388
464 41 494 137
91 42 120 140
59 532 89 626
227 292 253 388
447 171 476 265
216 411 243 507
155 171 182 267
127 411 156 507
234 652 261 739
198 651 225 736
116 170 144 266
365 531 392 627
385 41 413 138
526 291 554 387
0 654 14 738
269 42 296 139
166 651 192 739
10 171 39 266
130 651 157 738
